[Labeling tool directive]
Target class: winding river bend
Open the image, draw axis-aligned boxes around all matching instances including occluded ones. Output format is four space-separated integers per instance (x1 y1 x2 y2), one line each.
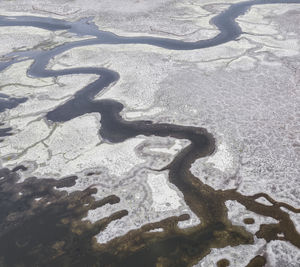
0 0 300 266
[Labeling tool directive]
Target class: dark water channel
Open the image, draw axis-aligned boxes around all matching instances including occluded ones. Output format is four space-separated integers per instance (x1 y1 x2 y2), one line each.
0 0 300 266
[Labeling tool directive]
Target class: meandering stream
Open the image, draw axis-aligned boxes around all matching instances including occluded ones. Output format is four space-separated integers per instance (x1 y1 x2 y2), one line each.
0 0 299 266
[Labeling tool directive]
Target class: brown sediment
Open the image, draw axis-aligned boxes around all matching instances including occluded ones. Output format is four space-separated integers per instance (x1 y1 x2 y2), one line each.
1 82 300 267
0 0 300 266
222 190 300 249
217 258 230 267
256 224 284 242
245 255 266 267
244 218 255 224
0 127 255 267
251 192 300 213
79 118 300 266
0 168 127 267
1 90 300 267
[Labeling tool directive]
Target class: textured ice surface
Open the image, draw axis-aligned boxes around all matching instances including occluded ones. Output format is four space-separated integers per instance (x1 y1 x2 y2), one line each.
255 197 273 206
266 240 300 267
92 170 200 244
0 26 51 56
191 136 240 190
226 200 278 234
0 0 299 265
194 238 266 267
53 39 300 207
147 172 182 212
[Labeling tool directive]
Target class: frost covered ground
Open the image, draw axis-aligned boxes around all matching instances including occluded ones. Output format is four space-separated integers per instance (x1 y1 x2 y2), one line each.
0 0 299 266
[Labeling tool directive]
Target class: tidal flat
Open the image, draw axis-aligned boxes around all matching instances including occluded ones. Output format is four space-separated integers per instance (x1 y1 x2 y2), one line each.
0 0 299 266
